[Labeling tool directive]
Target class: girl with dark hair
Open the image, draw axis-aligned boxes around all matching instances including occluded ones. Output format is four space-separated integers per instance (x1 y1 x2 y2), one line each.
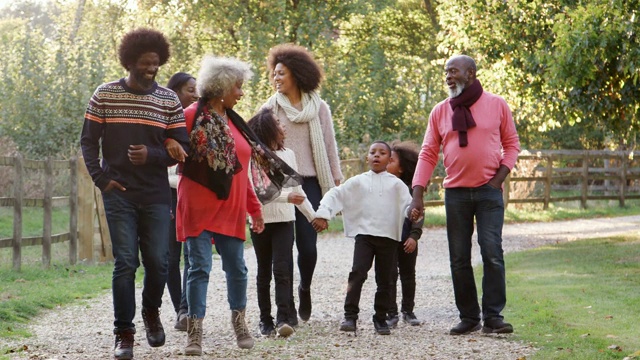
247 108 315 338
165 72 197 331
262 44 343 323
385 141 424 328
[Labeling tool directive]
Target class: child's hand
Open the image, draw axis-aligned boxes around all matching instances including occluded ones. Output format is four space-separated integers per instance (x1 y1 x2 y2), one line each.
410 208 423 222
287 192 306 205
403 238 417 253
165 138 187 162
251 215 265 234
311 218 328 232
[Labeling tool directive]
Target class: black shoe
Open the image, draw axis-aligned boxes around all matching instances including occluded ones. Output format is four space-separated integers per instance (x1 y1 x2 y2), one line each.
372 317 391 335
259 320 275 336
141 307 165 347
402 312 422 326
482 318 514 334
298 286 312 321
386 314 399 328
339 318 357 332
449 320 481 335
114 328 135 360
276 322 294 337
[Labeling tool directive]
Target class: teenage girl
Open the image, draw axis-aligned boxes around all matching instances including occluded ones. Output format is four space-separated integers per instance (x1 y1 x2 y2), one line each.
385 141 424 327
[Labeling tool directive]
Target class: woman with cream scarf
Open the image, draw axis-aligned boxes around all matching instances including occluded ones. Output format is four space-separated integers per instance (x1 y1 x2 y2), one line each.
262 44 343 324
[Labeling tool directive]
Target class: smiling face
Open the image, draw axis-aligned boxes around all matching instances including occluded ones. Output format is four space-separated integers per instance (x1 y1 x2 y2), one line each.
273 63 298 97
176 78 198 108
444 57 475 98
221 81 244 110
367 142 391 173
128 52 160 91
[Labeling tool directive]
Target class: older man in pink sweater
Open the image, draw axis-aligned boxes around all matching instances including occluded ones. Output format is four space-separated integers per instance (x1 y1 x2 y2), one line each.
410 55 520 336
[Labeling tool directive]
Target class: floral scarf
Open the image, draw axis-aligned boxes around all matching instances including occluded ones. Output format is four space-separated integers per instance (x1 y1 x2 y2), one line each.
181 101 302 203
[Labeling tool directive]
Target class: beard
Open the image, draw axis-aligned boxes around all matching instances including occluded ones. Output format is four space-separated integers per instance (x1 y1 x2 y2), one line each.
131 68 156 90
448 78 467 98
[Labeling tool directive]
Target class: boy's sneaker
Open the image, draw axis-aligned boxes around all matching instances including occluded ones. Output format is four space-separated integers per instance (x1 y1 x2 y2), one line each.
386 314 399 328
482 318 514 334
276 322 294 337
259 320 275 337
372 317 391 335
339 318 357 332
174 308 188 331
402 312 422 326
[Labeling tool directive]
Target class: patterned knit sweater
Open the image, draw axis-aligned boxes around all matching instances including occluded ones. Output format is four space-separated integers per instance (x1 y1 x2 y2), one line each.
80 78 189 205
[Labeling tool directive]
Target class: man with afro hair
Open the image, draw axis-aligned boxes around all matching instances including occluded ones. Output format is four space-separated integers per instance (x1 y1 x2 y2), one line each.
80 27 189 360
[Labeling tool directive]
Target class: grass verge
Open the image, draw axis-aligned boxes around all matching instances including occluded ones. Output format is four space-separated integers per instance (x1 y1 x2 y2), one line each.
504 236 640 359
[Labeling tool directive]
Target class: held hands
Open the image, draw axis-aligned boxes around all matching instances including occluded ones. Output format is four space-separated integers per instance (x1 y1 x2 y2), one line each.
287 192 306 205
165 138 188 162
311 218 328 233
128 145 148 165
251 215 265 234
403 238 417 254
410 208 423 223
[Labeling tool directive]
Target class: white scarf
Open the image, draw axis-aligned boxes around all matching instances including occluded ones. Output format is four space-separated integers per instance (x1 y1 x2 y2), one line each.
266 91 335 194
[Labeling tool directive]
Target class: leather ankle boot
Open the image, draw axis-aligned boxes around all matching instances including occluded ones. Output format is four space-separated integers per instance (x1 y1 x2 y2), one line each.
114 328 135 360
185 316 203 356
231 309 254 349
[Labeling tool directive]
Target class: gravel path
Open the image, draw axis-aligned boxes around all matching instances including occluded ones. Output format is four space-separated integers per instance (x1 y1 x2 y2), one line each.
5 215 640 360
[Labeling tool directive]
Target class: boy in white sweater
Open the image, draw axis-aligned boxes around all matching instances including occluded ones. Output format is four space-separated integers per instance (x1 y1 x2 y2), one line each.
312 141 415 335
248 108 315 337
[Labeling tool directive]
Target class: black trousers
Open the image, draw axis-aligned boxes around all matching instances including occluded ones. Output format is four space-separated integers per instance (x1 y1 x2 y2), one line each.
344 234 398 322
252 221 295 324
389 239 418 315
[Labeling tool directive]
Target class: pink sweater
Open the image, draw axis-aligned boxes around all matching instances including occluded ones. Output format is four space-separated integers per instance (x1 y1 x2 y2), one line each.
412 91 520 189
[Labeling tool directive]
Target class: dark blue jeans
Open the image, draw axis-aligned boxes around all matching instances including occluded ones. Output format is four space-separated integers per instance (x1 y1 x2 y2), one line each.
102 191 171 331
166 188 189 314
445 184 506 323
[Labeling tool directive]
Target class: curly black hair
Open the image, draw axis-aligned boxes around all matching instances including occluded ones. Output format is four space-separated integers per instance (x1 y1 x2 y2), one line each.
390 140 420 187
267 44 323 93
118 28 170 70
247 107 283 151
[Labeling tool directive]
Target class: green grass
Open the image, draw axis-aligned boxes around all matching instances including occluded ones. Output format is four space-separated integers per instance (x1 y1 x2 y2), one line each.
504 236 640 359
0 207 70 238
0 263 112 339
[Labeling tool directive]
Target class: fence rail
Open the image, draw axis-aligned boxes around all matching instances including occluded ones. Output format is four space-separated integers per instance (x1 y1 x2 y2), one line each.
3 150 640 271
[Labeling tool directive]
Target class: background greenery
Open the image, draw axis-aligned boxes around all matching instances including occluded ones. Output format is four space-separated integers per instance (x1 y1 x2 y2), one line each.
0 0 638 160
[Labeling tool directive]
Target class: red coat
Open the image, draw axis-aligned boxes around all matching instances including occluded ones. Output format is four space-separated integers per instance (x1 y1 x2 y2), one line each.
176 103 262 242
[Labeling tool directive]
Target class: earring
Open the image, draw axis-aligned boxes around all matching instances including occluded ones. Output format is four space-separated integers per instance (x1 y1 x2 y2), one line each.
221 99 224 103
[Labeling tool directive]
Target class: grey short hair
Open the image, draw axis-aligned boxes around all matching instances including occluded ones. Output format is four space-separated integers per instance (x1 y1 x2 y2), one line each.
196 55 254 100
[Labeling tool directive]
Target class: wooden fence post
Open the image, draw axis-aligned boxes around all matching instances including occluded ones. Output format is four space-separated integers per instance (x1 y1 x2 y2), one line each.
503 173 510 208
543 155 552 210
69 157 78 265
94 188 112 262
581 153 588 209
77 157 94 263
42 157 53 268
13 154 23 271
620 152 627 207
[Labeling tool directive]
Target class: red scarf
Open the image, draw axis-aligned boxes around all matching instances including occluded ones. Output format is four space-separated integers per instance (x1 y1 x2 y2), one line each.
449 79 483 147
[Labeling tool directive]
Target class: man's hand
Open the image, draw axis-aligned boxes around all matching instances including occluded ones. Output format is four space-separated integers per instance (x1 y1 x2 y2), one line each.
128 145 148 165
103 180 126 192
312 218 328 232
251 215 265 234
165 138 187 162
403 238 417 253
287 192 306 205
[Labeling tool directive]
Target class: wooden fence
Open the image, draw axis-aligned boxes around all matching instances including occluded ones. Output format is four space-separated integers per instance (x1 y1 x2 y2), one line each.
0 155 111 271
2 150 640 270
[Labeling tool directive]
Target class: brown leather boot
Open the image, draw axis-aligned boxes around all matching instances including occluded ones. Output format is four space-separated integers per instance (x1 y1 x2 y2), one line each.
231 309 254 349
185 316 203 356
113 328 135 360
